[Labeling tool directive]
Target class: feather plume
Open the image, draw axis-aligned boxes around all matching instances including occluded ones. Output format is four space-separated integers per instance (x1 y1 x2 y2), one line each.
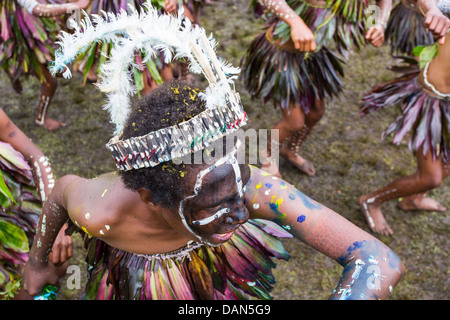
49 1 239 135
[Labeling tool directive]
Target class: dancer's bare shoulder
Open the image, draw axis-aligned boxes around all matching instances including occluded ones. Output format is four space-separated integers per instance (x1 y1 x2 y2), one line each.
62 172 139 238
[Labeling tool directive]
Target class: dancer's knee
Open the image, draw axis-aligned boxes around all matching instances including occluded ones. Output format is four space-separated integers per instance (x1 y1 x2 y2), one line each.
416 172 443 190
279 110 305 133
307 101 325 124
281 117 305 134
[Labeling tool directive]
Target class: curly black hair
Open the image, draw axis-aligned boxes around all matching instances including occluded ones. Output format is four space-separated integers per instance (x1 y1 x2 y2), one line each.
120 80 217 209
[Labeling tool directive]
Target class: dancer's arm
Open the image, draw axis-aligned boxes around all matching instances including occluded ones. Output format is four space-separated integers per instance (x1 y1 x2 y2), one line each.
23 174 79 296
0 108 54 202
0 109 73 264
261 0 316 52
418 0 450 44
365 0 393 47
17 0 90 17
245 166 405 300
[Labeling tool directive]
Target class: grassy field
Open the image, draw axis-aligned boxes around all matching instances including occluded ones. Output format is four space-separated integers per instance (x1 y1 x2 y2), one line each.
1 0 448 300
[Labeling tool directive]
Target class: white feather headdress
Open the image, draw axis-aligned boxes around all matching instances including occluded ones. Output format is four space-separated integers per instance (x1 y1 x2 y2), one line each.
51 2 247 170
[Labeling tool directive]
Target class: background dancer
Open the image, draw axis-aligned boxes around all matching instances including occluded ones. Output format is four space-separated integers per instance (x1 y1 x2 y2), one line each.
359 0 450 236
0 108 72 299
241 0 392 178
0 0 90 130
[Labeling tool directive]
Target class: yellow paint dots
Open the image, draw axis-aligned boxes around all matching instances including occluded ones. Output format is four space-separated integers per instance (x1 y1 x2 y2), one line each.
256 182 262 189
189 90 198 101
270 195 283 208
171 85 180 94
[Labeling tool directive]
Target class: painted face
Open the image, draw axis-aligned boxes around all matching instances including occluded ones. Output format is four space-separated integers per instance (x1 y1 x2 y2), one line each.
177 141 250 246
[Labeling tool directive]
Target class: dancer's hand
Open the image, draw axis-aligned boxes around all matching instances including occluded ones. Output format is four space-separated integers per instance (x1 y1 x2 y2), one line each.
424 7 450 45
289 18 317 52
366 24 385 47
48 224 73 265
23 258 61 297
163 0 178 14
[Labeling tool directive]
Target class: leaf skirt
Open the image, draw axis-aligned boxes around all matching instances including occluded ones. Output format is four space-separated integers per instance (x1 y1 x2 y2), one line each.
0 1 62 89
77 0 169 91
240 31 345 113
384 2 434 55
360 67 450 162
80 219 292 300
0 142 41 296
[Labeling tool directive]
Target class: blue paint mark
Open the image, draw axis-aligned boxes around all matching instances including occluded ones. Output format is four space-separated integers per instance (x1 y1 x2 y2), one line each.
294 190 322 210
288 193 296 200
268 201 286 224
297 215 306 223
269 203 277 211
337 241 367 265
387 248 402 272
349 241 365 251
265 183 273 189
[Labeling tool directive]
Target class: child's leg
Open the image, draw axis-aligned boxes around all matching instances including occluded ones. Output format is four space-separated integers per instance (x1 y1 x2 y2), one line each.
398 156 449 211
280 97 325 176
359 147 444 236
35 65 65 131
261 104 306 177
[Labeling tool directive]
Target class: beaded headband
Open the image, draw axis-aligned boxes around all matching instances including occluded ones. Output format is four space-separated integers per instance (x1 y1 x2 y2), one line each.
50 2 247 171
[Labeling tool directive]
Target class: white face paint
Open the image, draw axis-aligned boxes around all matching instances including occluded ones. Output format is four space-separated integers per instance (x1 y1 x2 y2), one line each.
178 140 243 246
192 208 231 226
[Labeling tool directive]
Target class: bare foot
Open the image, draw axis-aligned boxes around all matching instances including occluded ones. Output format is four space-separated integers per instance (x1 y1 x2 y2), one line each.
398 195 446 212
359 195 394 236
35 117 66 131
280 145 316 176
260 149 282 178
86 69 98 83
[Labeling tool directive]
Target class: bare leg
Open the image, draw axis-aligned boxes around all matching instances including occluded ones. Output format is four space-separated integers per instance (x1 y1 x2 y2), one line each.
261 104 306 178
280 97 325 176
35 65 65 131
398 159 449 211
397 34 450 212
359 147 444 236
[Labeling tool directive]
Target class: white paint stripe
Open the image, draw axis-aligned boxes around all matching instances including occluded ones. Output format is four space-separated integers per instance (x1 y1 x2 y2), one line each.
178 140 242 245
193 208 231 226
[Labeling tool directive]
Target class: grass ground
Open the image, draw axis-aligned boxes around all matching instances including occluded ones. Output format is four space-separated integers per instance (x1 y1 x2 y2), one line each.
1 0 448 300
